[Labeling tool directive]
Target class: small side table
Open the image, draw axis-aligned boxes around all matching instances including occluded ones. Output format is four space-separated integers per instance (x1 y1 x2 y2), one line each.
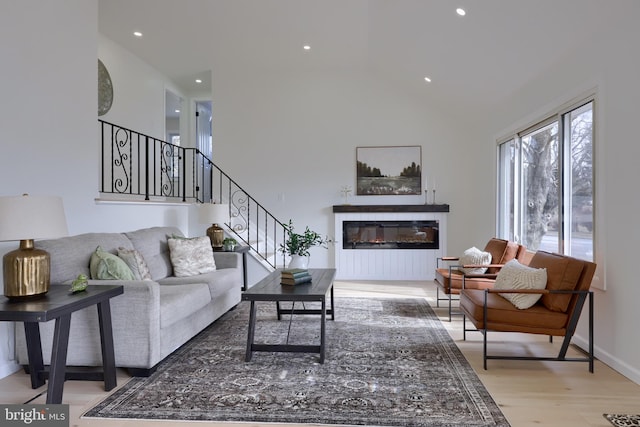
0 284 123 404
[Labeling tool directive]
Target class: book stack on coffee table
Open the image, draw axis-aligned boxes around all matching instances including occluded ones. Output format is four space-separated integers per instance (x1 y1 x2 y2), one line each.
280 268 312 285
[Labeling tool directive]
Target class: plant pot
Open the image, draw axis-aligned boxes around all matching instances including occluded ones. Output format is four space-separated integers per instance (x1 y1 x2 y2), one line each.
223 243 236 252
288 255 309 269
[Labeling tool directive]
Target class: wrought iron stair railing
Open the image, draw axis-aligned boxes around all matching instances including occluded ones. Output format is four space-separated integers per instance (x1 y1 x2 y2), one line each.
99 119 287 269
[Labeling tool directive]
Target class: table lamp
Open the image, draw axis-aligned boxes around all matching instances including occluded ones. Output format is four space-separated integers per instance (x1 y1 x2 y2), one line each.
0 194 69 298
198 202 229 251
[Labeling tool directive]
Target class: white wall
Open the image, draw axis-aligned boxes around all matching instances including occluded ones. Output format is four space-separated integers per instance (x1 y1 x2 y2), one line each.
212 67 490 268
99 36 168 139
0 1 199 378
485 7 640 383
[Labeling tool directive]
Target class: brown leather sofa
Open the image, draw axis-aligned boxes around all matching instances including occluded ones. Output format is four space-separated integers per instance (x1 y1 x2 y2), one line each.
434 238 527 320
460 250 597 371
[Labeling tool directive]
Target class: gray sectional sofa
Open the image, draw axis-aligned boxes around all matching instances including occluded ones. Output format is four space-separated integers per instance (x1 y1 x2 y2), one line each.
15 226 243 376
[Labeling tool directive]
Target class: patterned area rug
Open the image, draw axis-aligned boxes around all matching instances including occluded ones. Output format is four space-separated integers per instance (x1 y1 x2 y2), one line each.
83 297 510 426
604 414 640 426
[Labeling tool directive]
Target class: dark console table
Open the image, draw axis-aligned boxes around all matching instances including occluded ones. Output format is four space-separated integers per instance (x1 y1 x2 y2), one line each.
0 284 123 403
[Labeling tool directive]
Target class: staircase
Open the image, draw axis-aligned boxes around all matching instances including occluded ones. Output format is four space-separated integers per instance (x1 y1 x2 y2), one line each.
99 119 288 270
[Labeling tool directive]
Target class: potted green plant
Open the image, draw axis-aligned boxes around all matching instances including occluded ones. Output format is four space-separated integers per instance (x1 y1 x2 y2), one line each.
279 220 330 268
222 237 237 252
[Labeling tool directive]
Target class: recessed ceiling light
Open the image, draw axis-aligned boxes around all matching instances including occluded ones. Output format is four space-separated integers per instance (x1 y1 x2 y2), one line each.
424 77 432 83
195 79 202 83
456 8 466 16
133 31 143 37
175 109 180 113
303 45 311 50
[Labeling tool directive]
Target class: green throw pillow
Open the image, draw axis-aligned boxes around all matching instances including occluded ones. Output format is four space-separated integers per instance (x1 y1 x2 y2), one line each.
90 246 136 280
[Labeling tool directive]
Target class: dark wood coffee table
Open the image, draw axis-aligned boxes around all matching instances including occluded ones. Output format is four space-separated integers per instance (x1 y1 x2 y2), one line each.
241 268 336 363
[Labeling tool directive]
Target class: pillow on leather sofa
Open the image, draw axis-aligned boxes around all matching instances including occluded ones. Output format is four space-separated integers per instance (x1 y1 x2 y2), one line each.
493 259 547 309
459 247 492 274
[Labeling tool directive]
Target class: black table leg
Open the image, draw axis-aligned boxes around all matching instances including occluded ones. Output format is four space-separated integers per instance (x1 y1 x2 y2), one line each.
23 322 45 389
97 299 117 391
330 284 335 320
245 301 257 362
320 298 326 364
242 251 248 291
47 314 71 404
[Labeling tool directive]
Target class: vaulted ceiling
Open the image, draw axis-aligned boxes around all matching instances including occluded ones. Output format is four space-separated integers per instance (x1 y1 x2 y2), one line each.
98 0 619 120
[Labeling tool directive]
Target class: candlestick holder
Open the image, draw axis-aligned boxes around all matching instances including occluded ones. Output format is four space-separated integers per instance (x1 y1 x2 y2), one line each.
424 190 429 204
340 185 352 205
432 189 436 205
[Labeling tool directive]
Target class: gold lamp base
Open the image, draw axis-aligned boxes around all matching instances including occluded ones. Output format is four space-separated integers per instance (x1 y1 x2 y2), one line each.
3 239 51 299
206 224 224 251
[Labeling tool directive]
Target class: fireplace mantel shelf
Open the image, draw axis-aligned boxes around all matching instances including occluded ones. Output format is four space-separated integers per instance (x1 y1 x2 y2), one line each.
332 204 449 213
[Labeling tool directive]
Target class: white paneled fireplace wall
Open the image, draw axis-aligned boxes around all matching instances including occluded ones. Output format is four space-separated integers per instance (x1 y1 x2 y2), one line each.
333 205 449 281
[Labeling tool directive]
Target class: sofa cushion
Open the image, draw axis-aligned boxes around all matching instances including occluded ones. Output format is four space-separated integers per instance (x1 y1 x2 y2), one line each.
118 247 152 280
528 251 585 312
168 236 216 277
493 259 547 309
435 268 496 293
459 247 492 274
159 268 239 299
460 288 570 333
35 232 134 283
125 227 183 280
158 283 212 328
90 246 136 280
483 238 508 264
500 241 520 263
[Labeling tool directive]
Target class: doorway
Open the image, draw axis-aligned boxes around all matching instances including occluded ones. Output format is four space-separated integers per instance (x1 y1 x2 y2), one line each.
196 100 213 201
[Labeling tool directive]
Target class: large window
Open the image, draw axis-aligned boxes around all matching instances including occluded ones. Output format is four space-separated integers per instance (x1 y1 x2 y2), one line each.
498 99 594 261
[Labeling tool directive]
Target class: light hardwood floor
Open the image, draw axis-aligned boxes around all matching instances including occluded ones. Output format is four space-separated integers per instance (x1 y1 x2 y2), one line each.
1 280 639 427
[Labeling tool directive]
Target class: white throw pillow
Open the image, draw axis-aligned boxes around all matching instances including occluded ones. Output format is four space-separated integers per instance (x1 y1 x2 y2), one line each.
168 236 216 277
493 259 548 309
459 247 492 274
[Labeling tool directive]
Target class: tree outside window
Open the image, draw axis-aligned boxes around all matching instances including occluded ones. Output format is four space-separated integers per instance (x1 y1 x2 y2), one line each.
498 100 594 261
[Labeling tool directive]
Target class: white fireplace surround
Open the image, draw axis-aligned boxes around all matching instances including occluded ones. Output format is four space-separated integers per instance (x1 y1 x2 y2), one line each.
333 206 448 281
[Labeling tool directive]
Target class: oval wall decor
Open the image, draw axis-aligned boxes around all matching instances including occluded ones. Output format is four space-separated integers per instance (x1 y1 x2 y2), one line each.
98 59 113 116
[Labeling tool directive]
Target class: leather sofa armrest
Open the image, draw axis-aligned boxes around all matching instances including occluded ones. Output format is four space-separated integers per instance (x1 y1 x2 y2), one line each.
464 263 505 269
485 288 591 295
438 256 459 268
486 288 549 295
459 263 507 280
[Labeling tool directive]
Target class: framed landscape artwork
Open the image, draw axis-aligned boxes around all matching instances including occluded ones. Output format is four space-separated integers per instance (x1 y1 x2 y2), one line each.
356 146 422 195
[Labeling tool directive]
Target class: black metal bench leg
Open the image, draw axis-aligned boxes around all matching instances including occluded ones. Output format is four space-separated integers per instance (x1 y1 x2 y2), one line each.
483 290 488 370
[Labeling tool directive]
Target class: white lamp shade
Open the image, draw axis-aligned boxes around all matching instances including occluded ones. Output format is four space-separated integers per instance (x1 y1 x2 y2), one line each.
198 203 229 225
0 194 69 241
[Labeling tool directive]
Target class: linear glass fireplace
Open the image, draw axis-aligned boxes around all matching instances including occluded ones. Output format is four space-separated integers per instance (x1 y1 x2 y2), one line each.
343 220 439 250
